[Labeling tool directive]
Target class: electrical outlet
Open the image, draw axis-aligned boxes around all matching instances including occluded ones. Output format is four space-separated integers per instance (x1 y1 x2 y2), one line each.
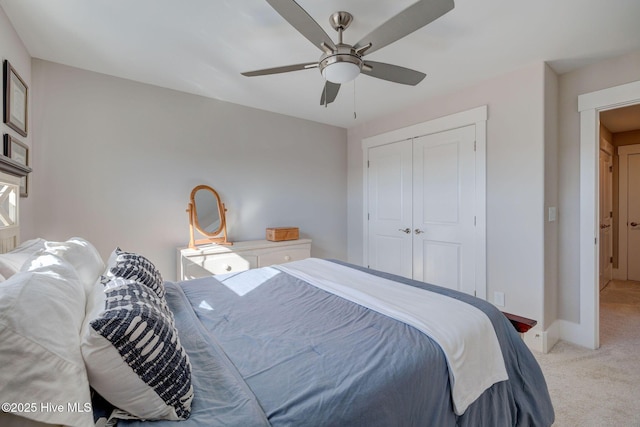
494 291 505 307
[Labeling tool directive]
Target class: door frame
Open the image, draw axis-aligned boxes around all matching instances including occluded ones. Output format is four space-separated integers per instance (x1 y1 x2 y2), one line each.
362 105 487 299
598 140 613 290
578 79 640 349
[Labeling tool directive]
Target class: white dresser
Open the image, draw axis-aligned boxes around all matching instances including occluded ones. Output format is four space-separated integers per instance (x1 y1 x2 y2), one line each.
177 239 311 281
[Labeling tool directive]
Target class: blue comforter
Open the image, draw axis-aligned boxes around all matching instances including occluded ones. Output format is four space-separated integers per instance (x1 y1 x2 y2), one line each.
122 261 554 426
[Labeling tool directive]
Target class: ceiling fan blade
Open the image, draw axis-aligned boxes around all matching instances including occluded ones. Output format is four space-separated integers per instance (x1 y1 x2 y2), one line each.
242 62 317 77
266 0 336 51
354 0 454 56
320 81 341 105
362 61 426 85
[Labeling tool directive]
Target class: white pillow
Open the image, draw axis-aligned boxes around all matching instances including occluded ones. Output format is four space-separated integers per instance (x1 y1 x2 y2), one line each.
0 256 93 427
0 238 47 279
81 278 193 421
42 237 105 295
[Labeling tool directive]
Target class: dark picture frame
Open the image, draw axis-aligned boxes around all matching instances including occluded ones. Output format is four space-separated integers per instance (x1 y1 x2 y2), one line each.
3 134 29 197
3 60 28 137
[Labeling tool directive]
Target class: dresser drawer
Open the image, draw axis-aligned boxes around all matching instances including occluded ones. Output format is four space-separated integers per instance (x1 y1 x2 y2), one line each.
177 239 311 281
258 246 310 267
202 254 258 275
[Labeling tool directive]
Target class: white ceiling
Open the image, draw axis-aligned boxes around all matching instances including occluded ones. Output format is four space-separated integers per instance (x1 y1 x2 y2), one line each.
2 0 640 129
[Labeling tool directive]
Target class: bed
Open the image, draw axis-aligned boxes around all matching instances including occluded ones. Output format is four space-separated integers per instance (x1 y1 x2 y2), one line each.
0 235 554 426
123 258 554 427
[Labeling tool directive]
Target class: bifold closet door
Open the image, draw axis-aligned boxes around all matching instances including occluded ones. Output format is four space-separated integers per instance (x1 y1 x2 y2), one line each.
367 140 413 279
366 125 477 295
412 125 476 295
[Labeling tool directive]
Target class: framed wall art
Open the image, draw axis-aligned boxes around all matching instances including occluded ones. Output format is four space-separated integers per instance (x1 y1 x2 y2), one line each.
3 60 28 137
3 134 29 197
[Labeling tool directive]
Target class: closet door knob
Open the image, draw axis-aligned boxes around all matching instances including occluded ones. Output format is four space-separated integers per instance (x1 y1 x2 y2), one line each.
414 229 424 234
631 222 638 227
399 228 411 234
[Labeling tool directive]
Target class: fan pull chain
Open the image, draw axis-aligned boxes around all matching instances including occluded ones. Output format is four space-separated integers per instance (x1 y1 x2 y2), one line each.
353 80 357 119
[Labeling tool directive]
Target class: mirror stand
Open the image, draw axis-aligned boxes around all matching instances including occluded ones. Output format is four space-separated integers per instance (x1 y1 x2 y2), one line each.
187 185 232 249
187 202 231 249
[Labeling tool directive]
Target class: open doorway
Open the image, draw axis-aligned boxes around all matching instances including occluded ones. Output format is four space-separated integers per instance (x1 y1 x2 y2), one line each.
598 103 640 344
578 80 640 350
600 104 640 283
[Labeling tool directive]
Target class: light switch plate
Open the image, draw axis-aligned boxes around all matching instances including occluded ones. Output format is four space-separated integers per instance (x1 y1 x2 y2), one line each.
494 291 505 307
548 207 557 222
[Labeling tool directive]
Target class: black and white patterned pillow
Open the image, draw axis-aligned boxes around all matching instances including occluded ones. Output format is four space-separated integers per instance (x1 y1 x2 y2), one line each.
102 276 176 328
101 248 165 298
82 281 193 420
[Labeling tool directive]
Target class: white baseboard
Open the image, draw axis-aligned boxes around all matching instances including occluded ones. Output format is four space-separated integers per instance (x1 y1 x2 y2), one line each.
506 319 596 354
547 319 598 350
512 319 596 354
523 323 559 353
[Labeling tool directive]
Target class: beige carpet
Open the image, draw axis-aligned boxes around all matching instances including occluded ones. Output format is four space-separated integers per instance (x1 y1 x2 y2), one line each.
534 280 640 426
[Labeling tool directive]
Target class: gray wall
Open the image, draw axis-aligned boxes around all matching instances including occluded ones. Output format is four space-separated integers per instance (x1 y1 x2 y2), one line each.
29 60 348 280
347 62 547 325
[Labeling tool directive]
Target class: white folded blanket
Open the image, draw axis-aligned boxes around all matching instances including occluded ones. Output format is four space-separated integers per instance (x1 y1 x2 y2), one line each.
276 258 508 415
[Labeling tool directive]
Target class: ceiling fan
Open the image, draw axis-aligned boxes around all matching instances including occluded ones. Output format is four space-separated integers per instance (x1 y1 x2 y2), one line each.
242 0 455 106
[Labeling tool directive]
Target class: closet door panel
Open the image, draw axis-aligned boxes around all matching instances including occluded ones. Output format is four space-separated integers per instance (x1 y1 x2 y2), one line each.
367 140 413 278
413 125 476 295
421 241 461 290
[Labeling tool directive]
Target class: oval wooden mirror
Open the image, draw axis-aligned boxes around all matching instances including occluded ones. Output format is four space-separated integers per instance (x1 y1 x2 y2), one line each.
187 185 231 248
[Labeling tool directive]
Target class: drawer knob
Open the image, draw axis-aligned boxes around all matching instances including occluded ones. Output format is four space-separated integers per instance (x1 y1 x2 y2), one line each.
284 255 291 261
225 265 232 271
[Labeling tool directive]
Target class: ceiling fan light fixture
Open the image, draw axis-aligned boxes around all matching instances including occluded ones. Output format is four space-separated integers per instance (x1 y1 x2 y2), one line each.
319 48 363 84
322 61 360 84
